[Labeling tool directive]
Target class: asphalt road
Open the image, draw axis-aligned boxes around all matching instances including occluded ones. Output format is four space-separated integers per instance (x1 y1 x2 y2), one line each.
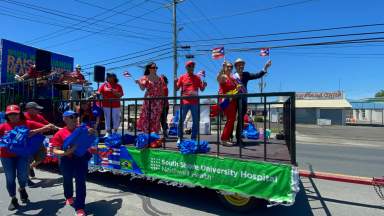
296 125 384 177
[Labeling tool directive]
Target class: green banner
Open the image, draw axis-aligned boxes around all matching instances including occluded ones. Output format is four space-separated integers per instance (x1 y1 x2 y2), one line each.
120 146 294 202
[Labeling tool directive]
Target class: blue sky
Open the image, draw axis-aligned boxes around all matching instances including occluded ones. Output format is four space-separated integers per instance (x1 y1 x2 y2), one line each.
1 0 383 100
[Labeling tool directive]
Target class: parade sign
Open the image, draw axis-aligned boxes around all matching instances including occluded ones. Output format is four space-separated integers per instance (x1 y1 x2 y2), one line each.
0 39 73 83
117 146 294 202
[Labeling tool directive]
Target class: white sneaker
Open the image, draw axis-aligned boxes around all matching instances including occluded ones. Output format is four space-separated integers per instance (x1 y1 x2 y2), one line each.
103 132 110 138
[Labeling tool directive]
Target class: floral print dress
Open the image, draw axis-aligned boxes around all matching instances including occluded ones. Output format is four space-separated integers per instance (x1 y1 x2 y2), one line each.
137 76 164 133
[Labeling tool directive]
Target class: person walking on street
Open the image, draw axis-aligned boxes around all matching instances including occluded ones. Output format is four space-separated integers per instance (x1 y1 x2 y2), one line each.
52 110 95 216
24 101 60 186
0 105 55 211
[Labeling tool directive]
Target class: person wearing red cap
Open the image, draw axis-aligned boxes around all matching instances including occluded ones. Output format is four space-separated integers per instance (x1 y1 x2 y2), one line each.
0 105 55 211
175 61 207 140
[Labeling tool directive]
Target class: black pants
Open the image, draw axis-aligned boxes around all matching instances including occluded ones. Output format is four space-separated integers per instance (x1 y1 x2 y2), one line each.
235 98 248 140
160 105 169 136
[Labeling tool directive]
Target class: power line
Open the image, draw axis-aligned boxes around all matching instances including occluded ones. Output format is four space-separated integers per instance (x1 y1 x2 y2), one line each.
194 37 384 53
82 43 172 67
1 0 169 44
82 47 174 71
183 31 384 48
28 0 152 45
180 23 384 43
181 0 318 24
74 0 171 25
43 3 168 49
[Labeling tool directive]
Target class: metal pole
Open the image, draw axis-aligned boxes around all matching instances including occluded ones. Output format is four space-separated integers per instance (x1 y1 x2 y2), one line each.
172 0 178 105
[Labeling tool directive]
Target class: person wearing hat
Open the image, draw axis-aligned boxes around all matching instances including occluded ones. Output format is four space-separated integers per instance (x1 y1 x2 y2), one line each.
24 101 60 184
52 110 95 216
233 58 272 143
71 64 86 84
175 60 207 140
0 105 56 211
98 72 124 137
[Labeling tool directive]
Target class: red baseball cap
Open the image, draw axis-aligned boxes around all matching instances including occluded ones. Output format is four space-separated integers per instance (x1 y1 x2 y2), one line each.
5 105 21 115
185 61 195 67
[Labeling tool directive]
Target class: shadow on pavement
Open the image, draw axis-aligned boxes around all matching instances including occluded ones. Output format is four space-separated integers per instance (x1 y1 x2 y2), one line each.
30 177 63 189
86 198 123 216
12 198 65 216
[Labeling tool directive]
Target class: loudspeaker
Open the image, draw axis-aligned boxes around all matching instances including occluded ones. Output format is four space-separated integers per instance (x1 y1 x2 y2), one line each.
35 49 51 74
94 65 105 83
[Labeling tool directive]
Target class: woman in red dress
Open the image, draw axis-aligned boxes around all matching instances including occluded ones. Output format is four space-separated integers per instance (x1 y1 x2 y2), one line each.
136 62 165 134
217 62 238 146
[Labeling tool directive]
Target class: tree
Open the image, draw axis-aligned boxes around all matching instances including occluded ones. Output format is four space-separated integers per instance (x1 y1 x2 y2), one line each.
375 90 384 97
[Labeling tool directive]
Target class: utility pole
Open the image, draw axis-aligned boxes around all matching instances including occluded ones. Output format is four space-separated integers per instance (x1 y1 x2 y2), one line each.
172 0 178 105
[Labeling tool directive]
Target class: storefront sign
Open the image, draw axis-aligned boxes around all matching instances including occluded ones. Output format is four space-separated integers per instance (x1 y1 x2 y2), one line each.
296 91 343 100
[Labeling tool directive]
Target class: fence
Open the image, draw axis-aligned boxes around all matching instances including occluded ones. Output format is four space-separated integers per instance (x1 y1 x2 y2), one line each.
0 83 296 165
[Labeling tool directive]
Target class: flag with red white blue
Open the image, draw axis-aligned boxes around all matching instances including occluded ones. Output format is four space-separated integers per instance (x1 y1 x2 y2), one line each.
212 47 225 60
260 48 270 57
123 71 131 78
197 70 206 78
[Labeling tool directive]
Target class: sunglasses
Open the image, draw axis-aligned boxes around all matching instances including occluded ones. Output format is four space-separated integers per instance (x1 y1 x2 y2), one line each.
227 65 233 68
149 66 158 69
67 115 77 119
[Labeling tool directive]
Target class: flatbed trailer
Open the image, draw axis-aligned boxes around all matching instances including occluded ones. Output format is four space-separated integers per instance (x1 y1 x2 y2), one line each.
0 81 299 212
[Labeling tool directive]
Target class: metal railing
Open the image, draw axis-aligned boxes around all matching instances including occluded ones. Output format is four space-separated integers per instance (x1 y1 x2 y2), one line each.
52 92 296 165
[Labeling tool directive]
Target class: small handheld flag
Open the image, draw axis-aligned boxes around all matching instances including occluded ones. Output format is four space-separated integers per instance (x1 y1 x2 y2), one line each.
260 48 270 57
123 71 131 78
212 47 225 60
197 70 205 78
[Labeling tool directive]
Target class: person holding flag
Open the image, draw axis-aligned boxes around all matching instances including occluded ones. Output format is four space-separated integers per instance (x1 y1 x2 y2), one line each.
175 61 207 140
233 57 272 143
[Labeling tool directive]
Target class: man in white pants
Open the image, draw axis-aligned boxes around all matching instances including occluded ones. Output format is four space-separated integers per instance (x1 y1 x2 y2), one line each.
98 73 124 137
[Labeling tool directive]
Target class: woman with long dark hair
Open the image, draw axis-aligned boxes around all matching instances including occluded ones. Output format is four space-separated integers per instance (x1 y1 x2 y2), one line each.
135 62 165 135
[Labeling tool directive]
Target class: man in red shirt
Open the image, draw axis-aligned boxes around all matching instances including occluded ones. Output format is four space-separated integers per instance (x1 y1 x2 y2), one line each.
175 61 207 140
51 110 94 216
24 101 60 183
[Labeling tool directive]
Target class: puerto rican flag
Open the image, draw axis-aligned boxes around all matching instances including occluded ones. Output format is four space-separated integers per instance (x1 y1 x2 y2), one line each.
123 71 131 78
197 70 206 78
260 48 270 57
212 47 225 60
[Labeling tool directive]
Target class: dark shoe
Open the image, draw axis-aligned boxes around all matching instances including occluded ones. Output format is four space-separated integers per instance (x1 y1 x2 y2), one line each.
29 167 35 178
27 179 35 187
19 188 29 203
8 198 20 211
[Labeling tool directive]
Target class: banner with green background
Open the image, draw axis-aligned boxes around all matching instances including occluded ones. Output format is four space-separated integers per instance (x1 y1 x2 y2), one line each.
118 146 294 202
